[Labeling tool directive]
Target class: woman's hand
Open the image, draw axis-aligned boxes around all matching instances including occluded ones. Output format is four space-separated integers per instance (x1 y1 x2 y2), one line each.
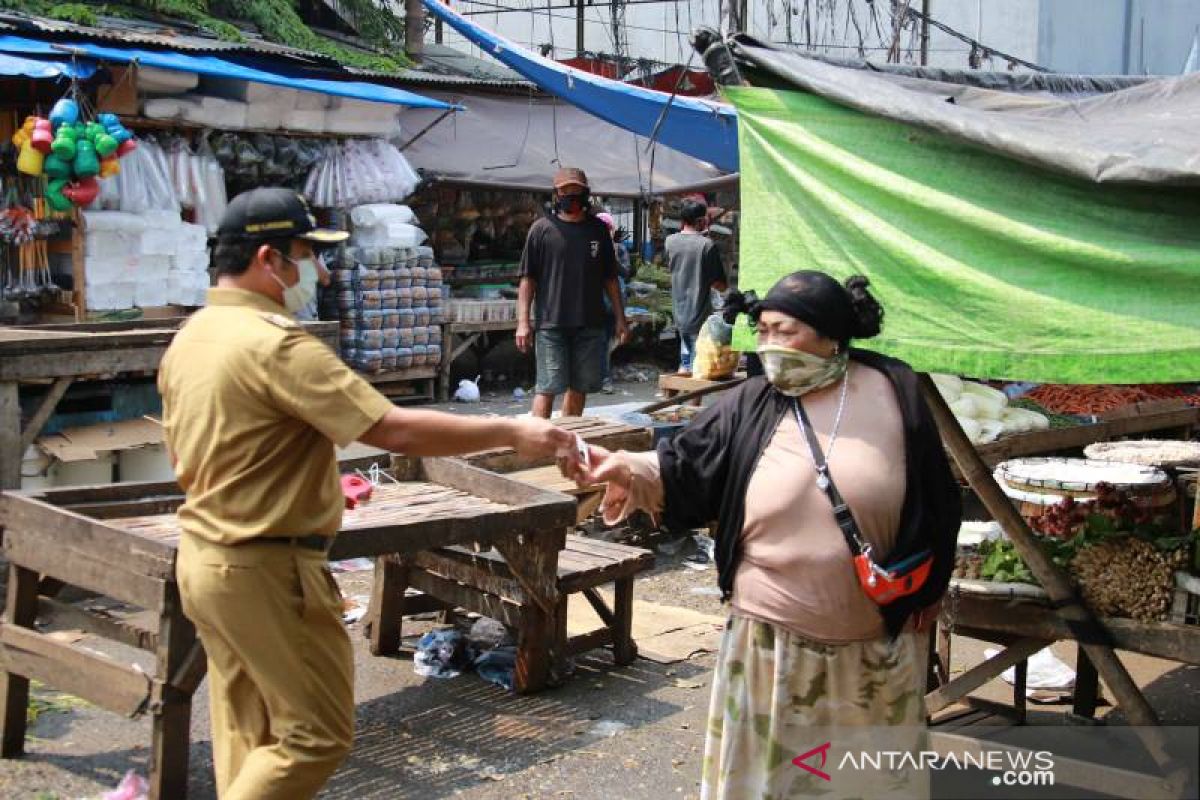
583 446 635 526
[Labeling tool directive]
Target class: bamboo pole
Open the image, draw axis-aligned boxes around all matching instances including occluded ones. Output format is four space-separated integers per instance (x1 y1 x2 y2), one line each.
919 374 1181 774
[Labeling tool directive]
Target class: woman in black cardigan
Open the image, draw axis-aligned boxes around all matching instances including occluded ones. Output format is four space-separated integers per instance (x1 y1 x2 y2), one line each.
574 271 960 799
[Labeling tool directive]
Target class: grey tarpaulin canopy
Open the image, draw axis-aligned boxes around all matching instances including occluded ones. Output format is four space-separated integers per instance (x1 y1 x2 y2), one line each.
397 90 734 198
704 33 1200 185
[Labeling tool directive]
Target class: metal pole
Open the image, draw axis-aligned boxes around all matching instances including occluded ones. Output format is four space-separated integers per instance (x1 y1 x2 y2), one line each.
920 0 931 65
435 18 444 44
577 0 586 56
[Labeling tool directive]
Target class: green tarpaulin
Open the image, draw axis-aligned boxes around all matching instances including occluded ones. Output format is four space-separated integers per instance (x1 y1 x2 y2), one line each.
726 85 1200 384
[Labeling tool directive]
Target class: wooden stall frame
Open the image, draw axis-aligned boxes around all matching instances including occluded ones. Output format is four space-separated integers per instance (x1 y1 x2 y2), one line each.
919 375 1194 794
0 458 575 799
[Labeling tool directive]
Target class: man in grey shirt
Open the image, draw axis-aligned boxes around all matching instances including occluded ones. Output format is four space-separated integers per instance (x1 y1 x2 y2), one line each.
664 198 728 375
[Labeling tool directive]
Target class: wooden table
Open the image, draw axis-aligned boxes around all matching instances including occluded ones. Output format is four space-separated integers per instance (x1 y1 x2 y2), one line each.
0 319 338 491
657 371 746 401
0 458 574 799
438 320 517 401
973 402 1200 469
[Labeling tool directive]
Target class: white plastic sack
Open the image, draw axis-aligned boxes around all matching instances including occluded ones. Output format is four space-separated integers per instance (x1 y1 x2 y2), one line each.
350 203 416 227
984 647 1076 695
454 376 482 403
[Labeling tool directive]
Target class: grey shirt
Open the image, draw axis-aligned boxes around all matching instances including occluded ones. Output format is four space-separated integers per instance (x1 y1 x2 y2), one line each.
664 231 725 336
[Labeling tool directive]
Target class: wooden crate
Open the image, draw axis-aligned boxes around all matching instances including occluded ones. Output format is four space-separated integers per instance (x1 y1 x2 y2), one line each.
0 457 575 799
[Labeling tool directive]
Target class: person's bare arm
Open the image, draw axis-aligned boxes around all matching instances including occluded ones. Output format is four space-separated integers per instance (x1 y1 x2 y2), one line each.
605 277 629 343
516 276 536 353
358 406 576 460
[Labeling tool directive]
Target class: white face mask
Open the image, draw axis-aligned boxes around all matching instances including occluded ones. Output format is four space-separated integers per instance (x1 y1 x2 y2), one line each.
270 251 319 315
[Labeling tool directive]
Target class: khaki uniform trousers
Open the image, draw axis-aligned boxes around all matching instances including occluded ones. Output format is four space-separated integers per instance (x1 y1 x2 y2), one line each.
177 534 354 800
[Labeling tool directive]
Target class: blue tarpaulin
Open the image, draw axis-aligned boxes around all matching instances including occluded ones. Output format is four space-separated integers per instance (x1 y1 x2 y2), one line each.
423 0 737 171
0 51 95 80
0 35 454 109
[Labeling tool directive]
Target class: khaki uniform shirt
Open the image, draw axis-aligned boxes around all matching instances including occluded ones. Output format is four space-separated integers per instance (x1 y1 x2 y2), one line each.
159 288 394 545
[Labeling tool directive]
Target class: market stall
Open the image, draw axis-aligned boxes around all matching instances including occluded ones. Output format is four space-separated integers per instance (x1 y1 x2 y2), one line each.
693 31 1200 795
0 319 338 491
0 458 575 799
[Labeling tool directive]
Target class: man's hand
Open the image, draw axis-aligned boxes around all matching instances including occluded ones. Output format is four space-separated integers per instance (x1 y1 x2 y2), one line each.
508 417 578 466
615 318 631 345
516 321 533 353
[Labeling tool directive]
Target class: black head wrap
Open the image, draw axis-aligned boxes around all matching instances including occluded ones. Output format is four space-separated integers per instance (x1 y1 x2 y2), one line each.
748 270 883 344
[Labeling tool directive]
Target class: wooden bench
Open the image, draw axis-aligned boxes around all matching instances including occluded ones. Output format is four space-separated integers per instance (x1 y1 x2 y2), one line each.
375 534 655 686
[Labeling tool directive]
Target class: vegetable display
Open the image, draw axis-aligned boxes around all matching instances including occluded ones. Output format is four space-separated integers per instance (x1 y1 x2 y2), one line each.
931 373 1049 445
953 484 1195 622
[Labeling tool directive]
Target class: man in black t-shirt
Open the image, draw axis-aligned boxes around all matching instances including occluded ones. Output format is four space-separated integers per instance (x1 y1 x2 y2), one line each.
517 167 629 418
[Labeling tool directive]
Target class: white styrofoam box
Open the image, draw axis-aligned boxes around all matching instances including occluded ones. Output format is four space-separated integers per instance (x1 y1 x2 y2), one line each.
245 104 285 130
86 280 136 311
201 76 297 107
139 254 172 274
326 96 402 118
135 275 169 308
141 228 181 256
172 251 211 274
118 444 175 482
83 210 147 233
139 210 183 230
142 97 186 119
54 453 115 487
86 233 142 261
85 255 139 284
177 223 208 252
294 90 330 110
138 66 200 95
166 273 183 305
284 109 326 133
168 272 207 306
324 115 396 136
184 96 248 129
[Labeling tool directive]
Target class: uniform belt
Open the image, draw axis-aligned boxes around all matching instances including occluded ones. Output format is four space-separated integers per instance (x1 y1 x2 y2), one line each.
253 534 330 552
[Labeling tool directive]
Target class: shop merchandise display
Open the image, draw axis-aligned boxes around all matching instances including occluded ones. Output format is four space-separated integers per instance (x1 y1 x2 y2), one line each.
334 205 442 373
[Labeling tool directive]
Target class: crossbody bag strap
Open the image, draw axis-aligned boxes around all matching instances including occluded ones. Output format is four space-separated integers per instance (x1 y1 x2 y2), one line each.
792 399 870 559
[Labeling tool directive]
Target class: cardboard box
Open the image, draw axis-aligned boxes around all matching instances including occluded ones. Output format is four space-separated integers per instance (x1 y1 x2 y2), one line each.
96 65 139 116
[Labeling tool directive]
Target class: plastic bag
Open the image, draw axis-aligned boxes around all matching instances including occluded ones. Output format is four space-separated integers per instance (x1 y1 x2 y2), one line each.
413 629 471 679
692 313 739 380
115 139 180 214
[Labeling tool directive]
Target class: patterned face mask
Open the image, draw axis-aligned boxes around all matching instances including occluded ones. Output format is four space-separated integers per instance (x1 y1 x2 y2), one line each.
757 344 848 397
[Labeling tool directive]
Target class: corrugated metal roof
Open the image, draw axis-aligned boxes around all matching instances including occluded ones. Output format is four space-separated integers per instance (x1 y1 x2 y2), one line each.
356 43 531 88
0 11 337 65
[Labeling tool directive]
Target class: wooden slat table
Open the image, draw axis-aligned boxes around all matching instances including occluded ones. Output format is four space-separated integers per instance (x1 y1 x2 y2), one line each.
0 457 574 799
657 371 746 401
0 319 338 491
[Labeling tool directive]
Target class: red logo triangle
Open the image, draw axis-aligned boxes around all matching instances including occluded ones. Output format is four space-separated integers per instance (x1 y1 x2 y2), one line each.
792 741 832 781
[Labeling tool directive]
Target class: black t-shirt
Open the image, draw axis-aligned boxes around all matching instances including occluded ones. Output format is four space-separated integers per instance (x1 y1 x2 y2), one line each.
519 214 617 329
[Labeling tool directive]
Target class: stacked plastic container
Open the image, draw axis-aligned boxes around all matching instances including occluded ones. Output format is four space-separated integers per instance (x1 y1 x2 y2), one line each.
333 245 443 374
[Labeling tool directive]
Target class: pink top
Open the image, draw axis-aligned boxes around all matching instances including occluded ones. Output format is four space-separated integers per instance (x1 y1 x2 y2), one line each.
732 365 908 643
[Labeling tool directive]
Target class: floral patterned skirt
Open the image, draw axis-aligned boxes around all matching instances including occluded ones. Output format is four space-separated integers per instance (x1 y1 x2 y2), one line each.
701 615 929 800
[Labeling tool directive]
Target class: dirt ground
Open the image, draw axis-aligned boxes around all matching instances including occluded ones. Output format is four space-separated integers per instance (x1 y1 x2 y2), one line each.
2 376 1198 798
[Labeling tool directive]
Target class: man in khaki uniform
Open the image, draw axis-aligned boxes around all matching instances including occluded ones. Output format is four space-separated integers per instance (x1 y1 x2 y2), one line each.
159 188 577 799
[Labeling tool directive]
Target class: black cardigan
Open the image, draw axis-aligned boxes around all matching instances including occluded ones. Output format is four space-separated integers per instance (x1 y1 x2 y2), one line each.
656 348 961 638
